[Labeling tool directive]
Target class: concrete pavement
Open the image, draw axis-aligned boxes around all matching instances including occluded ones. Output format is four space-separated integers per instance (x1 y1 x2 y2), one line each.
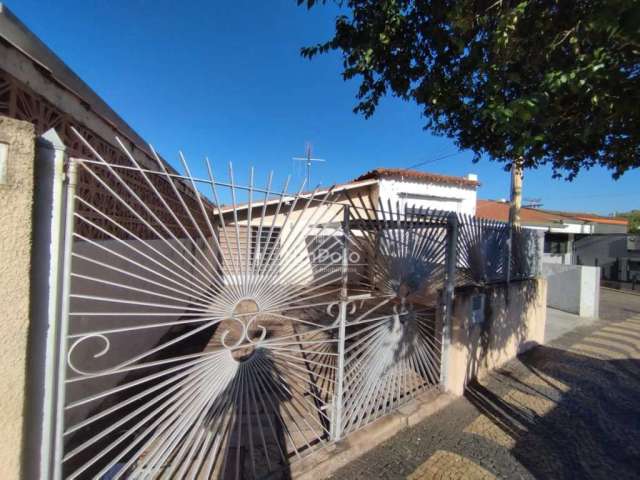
544 307 597 344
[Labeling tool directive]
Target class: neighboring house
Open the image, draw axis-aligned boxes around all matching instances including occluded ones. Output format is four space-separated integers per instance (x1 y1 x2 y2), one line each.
477 200 628 265
574 234 640 282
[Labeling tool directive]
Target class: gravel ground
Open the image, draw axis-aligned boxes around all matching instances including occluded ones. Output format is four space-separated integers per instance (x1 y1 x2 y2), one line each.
328 289 640 479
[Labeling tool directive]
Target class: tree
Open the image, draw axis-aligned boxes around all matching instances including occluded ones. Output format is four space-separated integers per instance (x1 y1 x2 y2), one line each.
616 210 640 232
300 1 640 179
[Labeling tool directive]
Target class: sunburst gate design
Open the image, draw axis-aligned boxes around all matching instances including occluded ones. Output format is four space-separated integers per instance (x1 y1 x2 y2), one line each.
336 198 448 434
55 130 539 479
60 130 351 480
456 215 542 286
456 215 510 285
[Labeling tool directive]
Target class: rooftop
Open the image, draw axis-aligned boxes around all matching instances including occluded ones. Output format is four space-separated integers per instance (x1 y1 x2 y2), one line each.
355 168 480 188
477 199 629 227
542 210 629 226
0 3 173 172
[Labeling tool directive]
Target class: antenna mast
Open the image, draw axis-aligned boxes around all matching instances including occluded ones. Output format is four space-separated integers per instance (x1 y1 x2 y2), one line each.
293 142 325 186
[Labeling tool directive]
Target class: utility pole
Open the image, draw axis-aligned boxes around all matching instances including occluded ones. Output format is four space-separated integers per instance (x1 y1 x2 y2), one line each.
509 157 523 227
506 157 523 297
293 142 325 186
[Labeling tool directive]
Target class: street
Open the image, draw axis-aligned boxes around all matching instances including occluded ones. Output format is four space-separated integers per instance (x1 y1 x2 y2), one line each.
330 289 640 479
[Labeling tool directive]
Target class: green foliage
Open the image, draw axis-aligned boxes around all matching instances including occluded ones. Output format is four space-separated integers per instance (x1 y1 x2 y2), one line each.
300 0 640 179
616 210 640 232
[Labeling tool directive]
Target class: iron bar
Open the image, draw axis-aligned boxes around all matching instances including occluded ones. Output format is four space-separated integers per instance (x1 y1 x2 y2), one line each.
440 212 458 388
331 205 350 441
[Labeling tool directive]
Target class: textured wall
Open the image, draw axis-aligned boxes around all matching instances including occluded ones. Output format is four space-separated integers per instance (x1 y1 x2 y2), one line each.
0 116 35 479
445 278 547 396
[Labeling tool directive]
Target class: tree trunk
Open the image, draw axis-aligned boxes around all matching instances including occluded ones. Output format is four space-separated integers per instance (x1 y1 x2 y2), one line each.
509 158 523 227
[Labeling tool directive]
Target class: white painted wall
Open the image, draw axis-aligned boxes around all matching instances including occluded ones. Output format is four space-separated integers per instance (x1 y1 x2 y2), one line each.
542 263 600 317
377 177 477 215
543 253 574 264
579 266 601 317
548 223 593 235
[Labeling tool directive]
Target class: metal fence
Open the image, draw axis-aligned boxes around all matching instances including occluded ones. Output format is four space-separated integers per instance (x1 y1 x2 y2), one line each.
49 132 541 479
456 214 542 286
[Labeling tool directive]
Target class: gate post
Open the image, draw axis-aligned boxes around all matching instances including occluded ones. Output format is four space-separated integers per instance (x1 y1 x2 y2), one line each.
505 225 513 305
28 130 68 480
506 226 513 285
52 158 78 480
331 205 350 441
441 212 458 389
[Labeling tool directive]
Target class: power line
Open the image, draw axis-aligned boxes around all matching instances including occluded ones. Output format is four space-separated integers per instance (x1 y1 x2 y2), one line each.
406 151 465 169
549 192 640 199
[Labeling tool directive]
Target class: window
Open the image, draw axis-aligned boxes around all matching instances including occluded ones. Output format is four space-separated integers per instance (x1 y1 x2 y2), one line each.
251 226 281 267
628 260 640 272
219 225 281 275
544 233 568 254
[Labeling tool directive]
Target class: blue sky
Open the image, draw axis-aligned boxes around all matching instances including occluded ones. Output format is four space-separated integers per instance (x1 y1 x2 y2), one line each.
8 0 639 214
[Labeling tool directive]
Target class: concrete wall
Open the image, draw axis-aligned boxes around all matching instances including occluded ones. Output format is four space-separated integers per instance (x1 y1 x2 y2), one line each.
444 278 547 396
579 266 601 316
542 263 600 317
0 116 36 479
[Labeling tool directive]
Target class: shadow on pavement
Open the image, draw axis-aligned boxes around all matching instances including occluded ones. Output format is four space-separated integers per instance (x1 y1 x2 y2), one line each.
465 344 640 479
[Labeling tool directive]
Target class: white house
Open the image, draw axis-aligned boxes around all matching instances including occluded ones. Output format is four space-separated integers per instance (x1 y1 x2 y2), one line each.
355 168 479 215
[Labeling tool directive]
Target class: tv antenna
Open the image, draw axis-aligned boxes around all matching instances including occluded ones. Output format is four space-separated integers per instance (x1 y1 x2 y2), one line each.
293 142 325 186
523 197 543 208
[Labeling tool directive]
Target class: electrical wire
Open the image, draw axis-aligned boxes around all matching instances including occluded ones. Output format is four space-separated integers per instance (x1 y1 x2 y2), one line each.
406 151 465 169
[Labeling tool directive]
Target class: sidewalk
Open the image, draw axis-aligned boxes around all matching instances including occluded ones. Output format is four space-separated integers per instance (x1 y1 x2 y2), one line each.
328 290 640 479
544 307 597 344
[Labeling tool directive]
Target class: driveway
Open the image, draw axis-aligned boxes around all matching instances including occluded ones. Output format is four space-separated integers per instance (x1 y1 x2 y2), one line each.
328 289 640 479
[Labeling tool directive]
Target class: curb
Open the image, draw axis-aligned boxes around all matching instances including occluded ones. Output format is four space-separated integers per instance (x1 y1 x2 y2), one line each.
602 286 640 297
291 391 456 480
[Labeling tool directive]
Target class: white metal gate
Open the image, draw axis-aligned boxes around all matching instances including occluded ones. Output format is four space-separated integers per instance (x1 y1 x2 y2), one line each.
48 131 491 479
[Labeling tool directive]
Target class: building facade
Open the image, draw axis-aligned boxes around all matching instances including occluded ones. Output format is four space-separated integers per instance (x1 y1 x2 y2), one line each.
357 168 479 215
575 234 640 283
477 199 628 265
